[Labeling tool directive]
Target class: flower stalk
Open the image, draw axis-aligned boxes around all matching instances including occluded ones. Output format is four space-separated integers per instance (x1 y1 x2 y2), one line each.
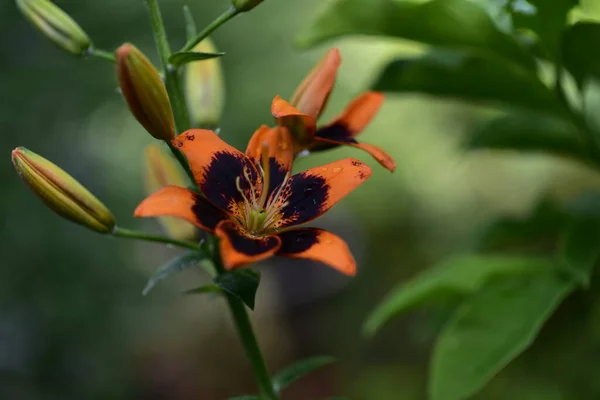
211 240 278 400
143 2 277 397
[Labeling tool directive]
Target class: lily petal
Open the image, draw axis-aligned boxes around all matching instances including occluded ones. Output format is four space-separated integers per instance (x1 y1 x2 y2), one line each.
134 185 227 232
215 220 282 269
273 158 372 228
277 228 356 275
272 96 317 147
314 137 396 172
290 48 341 119
320 92 384 138
172 129 262 212
245 125 294 195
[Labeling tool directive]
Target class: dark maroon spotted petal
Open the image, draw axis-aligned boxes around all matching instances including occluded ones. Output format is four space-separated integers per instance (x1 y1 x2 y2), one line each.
172 129 262 212
277 228 356 275
215 220 282 269
134 185 227 232
272 158 372 228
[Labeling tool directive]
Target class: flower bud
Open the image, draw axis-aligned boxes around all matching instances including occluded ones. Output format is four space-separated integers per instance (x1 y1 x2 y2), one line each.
12 147 115 233
231 0 264 12
16 0 91 56
116 43 176 141
184 38 225 128
144 144 197 241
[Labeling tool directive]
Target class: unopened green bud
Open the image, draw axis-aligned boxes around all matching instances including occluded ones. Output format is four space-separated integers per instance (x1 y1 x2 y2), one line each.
16 0 91 56
184 38 225 128
116 43 176 141
144 144 196 241
12 147 115 233
231 0 264 12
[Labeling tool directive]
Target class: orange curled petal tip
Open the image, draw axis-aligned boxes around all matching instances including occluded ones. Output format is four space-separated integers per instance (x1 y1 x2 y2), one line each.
11 147 115 233
116 43 176 141
291 48 342 118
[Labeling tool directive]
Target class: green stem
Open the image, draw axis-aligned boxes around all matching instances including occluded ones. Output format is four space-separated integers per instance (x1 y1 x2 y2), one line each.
87 47 116 63
113 227 199 250
212 241 278 400
167 141 196 186
180 6 240 52
145 0 190 133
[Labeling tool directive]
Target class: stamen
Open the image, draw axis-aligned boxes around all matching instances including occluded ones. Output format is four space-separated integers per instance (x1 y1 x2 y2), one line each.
257 142 271 208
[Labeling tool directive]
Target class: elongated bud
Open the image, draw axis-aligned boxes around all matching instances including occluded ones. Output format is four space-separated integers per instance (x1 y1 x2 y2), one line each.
16 0 91 56
231 0 264 12
184 38 225 128
12 147 115 233
116 43 176 141
144 144 196 241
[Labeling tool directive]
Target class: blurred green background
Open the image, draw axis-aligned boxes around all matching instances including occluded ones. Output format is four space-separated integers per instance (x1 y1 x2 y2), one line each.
4 0 600 399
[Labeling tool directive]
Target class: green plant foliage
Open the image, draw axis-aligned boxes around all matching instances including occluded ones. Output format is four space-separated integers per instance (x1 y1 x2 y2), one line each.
558 217 600 287
475 198 568 253
510 0 578 61
363 255 551 336
182 284 223 295
373 51 562 113
562 22 600 89
272 356 337 393
297 0 535 70
169 51 225 67
467 112 593 164
430 272 575 400
142 250 208 296
213 269 261 310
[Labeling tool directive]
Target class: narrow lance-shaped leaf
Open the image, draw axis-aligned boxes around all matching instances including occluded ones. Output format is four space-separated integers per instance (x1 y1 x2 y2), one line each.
143 251 207 296
297 0 536 70
430 271 574 400
272 356 337 393
169 51 226 67
214 269 260 310
183 5 197 41
558 217 600 287
467 112 595 166
182 284 222 296
373 51 564 114
363 255 550 336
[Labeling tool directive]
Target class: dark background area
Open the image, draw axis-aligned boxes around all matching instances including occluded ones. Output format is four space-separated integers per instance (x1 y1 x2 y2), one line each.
3 0 600 399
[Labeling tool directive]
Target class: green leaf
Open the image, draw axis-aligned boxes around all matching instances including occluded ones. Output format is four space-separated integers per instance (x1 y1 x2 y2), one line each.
142 251 207 296
272 356 336 393
562 22 600 89
373 51 563 114
363 255 550 336
430 271 574 400
558 217 600 287
467 112 593 163
183 5 197 41
297 0 535 70
214 269 261 310
511 0 577 61
182 284 222 296
169 51 225 67
476 198 568 253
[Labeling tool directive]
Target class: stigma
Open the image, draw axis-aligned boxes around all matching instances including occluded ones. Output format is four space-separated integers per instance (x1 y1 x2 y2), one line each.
234 142 289 235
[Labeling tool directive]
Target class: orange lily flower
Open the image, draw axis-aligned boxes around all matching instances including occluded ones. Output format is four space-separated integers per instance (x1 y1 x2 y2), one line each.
272 48 396 172
134 126 372 275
